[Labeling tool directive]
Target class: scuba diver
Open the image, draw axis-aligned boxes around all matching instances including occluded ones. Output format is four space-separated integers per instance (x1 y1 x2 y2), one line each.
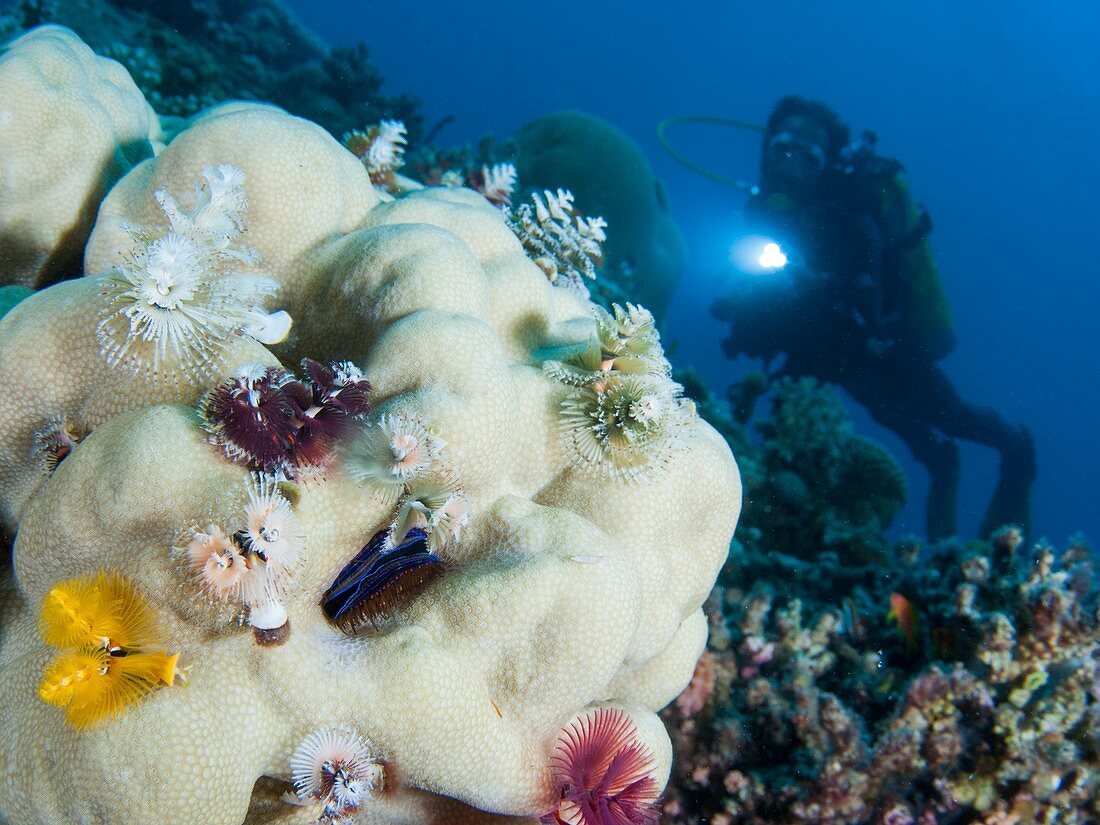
709 96 1036 540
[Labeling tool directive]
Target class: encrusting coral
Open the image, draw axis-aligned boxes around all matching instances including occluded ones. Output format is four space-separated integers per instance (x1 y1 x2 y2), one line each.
0 27 740 825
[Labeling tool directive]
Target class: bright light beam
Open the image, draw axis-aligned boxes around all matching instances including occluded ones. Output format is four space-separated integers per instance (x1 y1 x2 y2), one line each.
758 242 788 270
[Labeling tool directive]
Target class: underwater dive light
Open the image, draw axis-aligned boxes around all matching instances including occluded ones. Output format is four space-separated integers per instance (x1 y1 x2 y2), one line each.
729 236 790 275
761 242 787 271
758 242 788 270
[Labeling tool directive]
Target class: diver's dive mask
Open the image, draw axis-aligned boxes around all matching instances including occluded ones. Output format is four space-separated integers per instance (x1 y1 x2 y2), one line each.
766 131 827 181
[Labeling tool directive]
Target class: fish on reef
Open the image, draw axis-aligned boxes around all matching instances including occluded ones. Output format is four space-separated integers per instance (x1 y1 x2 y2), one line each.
839 596 867 642
887 591 920 648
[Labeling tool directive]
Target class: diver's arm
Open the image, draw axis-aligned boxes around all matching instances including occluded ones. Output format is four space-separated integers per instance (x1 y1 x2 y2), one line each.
850 212 902 343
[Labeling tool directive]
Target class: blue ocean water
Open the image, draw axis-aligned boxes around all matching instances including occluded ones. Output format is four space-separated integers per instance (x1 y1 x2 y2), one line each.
291 0 1099 543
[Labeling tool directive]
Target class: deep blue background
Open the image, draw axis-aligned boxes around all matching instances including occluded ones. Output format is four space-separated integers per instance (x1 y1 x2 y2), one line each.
288 0 1099 544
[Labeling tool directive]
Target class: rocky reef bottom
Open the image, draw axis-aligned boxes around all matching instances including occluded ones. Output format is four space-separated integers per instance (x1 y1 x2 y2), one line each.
661 373 1098 824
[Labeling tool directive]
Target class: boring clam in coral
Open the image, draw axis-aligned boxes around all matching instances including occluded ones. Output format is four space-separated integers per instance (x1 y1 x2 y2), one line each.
0 26 739 825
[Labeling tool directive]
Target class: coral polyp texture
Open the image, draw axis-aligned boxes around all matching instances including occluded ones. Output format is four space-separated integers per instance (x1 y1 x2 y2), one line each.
0 27 740 825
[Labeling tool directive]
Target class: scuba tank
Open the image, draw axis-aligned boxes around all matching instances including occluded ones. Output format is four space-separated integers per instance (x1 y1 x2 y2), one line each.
839 132 957 361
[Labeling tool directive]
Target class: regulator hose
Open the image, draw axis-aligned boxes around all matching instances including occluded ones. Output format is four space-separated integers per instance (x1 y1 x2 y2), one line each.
656 115 765 192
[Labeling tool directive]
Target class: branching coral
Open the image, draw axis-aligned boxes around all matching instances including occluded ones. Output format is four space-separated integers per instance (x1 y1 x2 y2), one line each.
717 375 907 564
662 532 1100 824
762 377 852 488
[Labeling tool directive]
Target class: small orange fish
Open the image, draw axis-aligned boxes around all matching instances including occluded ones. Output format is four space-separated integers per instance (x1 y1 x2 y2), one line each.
887 592 919 648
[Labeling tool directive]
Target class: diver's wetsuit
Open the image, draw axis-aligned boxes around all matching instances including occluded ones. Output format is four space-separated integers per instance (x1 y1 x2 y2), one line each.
733 166 1036 540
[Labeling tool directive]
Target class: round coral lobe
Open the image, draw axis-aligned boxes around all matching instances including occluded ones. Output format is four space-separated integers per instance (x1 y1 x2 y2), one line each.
546 707 660 825
200 365 300 472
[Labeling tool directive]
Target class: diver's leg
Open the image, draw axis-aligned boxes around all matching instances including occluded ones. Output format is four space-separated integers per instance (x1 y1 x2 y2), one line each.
904 364 1037 538
921 436 960 541
978 425 1036 538
842 363 961 539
